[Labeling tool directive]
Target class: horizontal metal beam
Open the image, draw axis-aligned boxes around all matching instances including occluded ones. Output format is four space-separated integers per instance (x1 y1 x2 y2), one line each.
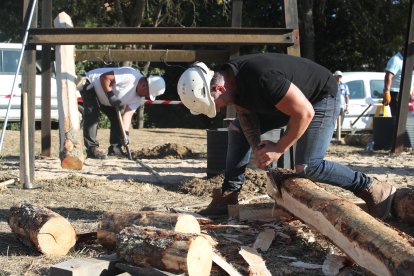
28 27 295 45
75 49 230 62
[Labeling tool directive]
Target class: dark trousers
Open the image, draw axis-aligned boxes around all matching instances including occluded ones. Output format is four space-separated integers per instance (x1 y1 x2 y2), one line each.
80 85 122 150
390 92 399 117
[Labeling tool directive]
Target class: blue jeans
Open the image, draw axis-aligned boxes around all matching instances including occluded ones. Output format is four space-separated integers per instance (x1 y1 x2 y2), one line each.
223 94 372 194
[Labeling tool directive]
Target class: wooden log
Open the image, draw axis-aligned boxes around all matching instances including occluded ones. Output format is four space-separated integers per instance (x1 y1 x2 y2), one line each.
392 187 414 224
267 171 414 275
8 201 76 256
97 211 201 249
117 226 212 276
54 12 84 170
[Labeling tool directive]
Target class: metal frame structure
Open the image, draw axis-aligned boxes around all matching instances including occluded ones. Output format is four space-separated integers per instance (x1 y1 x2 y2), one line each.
20 0 301 186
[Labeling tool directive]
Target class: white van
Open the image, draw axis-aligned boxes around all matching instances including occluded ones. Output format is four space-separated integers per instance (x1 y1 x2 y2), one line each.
0 43 59 122
340 72 386 132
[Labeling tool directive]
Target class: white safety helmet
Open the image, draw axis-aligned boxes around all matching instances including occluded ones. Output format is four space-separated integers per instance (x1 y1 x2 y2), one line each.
147 75 166 101
177 62 216 118
333 70 343 77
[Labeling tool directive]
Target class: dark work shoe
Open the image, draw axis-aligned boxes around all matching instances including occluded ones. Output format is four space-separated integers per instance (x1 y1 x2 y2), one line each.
198 188 239 217
86 147 108 160
108 145 126 157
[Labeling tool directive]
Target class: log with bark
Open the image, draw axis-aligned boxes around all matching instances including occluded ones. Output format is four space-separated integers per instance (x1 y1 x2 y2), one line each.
54 12 84 170
8 201 76 256
97 211 201 249
117 226 212 276
392 187 414 224
267 170 414 275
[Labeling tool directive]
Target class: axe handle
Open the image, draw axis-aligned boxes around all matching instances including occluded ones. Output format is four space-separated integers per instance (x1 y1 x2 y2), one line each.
116 109 133 160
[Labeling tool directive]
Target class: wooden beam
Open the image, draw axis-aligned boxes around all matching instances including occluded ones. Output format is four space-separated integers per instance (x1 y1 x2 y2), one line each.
28 27 294 45
392 0 414 153
75 49 230 62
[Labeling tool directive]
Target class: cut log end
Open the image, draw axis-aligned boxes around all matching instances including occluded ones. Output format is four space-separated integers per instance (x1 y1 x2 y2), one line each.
61 156 83 170
38 217 76 256
187 236 213 276
175 214 201 234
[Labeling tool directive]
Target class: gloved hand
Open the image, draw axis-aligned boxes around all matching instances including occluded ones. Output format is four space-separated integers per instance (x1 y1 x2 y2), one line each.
106 91 122 108
122 130 130 146
382 90 391 106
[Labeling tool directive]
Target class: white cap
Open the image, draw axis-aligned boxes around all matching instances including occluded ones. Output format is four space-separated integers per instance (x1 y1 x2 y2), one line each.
333 70 343 77
147 75 166 100
177 62 216 118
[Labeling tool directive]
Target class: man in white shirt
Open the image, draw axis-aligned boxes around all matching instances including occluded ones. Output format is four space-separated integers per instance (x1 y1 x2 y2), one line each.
81 67 165 159
383 49 404 116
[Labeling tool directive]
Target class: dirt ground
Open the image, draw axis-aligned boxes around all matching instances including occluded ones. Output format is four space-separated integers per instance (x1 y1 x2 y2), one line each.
0 128 413 276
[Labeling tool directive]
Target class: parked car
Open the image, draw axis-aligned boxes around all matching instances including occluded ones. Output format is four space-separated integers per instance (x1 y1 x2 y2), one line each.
340 72 386 132
0 43 62 123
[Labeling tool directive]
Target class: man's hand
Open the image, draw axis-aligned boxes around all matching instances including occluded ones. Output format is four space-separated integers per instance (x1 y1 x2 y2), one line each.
122 130 130 146
255 140 282 170
106 91 122 108
382 90 391 106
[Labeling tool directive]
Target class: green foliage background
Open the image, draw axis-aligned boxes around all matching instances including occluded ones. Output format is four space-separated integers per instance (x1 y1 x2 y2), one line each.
0 0 410 128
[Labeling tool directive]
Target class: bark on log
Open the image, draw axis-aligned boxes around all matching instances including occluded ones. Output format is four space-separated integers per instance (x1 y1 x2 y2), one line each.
117 226 212 276
392 187 414 224
8 201 76 256
97 211 200 249
267 171 414 275
54 12 84 170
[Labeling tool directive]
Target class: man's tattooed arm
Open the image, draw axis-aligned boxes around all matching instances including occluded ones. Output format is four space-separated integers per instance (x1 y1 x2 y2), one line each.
236 105 261 150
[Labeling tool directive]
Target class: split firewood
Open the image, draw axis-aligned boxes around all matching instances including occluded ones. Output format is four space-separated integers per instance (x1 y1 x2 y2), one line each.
97 211 200 249
392 187 414 224
54 12 84 170
8 201 76 256
117 226 212 276
239 246 272 276
212 252 243 276
253 228 276 252
266 171 414 275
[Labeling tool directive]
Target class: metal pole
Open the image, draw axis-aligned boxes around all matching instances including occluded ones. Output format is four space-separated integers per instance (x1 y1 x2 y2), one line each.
0 0 38 153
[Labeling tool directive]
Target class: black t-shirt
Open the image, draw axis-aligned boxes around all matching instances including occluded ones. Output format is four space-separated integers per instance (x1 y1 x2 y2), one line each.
224 53 337 116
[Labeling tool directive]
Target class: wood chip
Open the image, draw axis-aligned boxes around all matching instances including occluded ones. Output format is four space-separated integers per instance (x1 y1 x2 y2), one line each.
290 261 323 270
253 228 276 252
239 246 272 276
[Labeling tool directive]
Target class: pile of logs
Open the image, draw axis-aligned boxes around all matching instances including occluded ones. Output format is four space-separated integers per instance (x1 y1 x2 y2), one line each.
8 203 213 275
7 172 414 275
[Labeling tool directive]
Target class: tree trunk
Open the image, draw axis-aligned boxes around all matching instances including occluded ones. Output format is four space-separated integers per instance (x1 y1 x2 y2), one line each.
8 201 76 256
267 170 414 275
117 226 212 276
54 12 84 170
97 211 201 249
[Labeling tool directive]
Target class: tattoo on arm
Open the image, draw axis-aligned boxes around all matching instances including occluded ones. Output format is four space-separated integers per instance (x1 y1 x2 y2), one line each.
236 106 261 150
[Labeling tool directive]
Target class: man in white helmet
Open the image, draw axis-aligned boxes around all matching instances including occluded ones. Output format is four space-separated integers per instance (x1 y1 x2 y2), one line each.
81 67 165 159
177 53 396 220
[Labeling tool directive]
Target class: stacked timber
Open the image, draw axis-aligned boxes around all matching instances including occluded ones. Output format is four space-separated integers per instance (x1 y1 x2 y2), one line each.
8 201 76 256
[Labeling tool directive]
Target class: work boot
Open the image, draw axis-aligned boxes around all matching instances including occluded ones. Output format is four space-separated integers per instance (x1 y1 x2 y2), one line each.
108 145 126 157
198 188 239 217
355 178 396 220
86 147 108 160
